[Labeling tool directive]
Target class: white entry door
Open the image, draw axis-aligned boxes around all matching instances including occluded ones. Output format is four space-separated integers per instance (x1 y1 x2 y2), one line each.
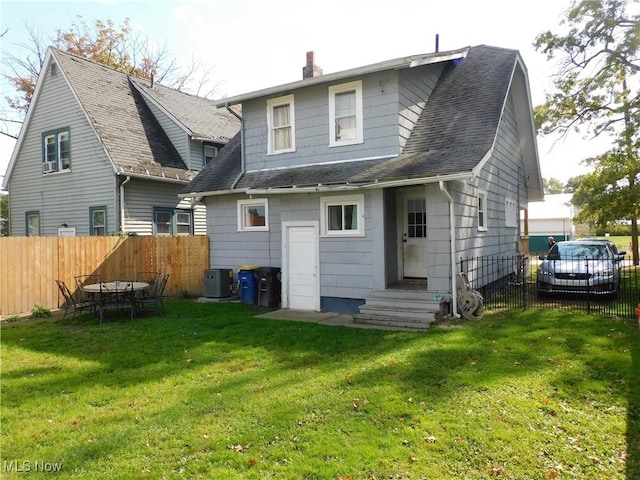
282 222 320 311
402 192 428 278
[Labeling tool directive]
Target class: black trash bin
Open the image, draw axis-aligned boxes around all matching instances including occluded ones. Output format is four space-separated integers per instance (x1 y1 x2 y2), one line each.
256 267 281 308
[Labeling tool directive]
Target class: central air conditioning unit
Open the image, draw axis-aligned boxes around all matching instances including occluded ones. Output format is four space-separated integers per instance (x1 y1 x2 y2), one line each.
42 161 55 173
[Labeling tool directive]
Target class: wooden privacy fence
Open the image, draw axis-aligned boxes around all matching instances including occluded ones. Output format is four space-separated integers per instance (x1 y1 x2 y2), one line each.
0 236 209 316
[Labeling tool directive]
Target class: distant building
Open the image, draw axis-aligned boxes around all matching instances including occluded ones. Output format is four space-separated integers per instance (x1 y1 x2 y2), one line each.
522 193 576 252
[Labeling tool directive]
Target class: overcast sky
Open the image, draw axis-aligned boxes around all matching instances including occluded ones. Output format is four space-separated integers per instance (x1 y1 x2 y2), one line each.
0 0 616 191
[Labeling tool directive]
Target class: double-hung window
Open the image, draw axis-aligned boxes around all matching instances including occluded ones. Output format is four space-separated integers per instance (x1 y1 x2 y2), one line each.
478 191 488 231
321 194 365 236
90 206 107 236
329 81 363 146
237 199 269 232
267 95 295 154
204 144 218 165
42 128 70 173
153 208 193 236
25 211 40 236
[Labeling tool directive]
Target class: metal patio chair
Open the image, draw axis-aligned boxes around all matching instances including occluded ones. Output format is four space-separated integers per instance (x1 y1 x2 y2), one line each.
98 280 136 323
56 279 98 320
136 273 169 316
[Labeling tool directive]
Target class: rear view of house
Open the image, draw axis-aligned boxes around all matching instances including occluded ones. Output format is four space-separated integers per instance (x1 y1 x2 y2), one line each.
2 48 240 236
183 45 543 324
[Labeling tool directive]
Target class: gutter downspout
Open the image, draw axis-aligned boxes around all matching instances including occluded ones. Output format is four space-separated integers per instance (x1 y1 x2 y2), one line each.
226 104 245 190
120 175 131 233
439 180 460 318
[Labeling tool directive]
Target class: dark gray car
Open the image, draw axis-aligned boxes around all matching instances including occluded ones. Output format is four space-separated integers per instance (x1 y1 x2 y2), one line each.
537 240 620 296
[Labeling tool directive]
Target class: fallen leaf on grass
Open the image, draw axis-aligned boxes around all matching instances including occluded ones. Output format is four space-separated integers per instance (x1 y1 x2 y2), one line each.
248 458 257 466
488 465 506 475
235 444 245 453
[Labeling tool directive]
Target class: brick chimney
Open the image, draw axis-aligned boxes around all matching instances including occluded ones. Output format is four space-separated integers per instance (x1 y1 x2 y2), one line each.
302 51 323 79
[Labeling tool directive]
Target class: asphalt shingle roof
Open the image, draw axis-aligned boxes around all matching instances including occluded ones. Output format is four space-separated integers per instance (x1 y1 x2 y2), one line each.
184 45 522 194
52 48 239 182
130 77 240 142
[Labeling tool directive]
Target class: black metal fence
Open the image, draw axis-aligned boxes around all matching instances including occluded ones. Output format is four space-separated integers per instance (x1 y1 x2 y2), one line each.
460 253 640 319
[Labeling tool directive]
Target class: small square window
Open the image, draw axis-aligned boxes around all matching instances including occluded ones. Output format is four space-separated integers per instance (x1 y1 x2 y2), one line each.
238 199 269 231
204 145 218 165
321 194 365 236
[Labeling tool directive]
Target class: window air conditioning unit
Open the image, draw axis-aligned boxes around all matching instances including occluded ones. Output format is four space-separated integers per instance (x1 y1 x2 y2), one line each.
42 161 55 173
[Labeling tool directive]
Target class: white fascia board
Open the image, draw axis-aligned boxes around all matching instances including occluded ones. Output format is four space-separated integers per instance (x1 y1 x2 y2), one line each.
2 49 55 189
214 47 470 107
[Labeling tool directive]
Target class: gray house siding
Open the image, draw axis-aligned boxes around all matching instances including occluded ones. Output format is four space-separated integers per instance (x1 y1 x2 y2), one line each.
398 64 444 148
451 92 526 285
125 179 206 235
8 62 117 236
205 191 381 303
189 140 206 171
141 98 190 166
240 69 444 173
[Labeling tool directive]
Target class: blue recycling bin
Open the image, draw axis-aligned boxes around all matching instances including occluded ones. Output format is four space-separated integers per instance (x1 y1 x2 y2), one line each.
238 266 259 304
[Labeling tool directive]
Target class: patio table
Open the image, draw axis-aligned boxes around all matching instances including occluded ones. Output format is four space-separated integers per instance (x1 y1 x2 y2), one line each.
82 281 149 294
83 281 149 322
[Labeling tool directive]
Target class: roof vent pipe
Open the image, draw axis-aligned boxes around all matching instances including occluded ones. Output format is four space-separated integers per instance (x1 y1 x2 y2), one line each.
435 34 439 53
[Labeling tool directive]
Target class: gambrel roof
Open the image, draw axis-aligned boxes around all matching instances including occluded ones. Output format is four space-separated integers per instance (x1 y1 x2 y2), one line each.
184 45 543 201
3 48 240 188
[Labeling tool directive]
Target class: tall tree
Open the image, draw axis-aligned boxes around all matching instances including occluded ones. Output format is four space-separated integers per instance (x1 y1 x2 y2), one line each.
534 0 640 263
1 17 218 139
0 193 8 236
543 177 567 194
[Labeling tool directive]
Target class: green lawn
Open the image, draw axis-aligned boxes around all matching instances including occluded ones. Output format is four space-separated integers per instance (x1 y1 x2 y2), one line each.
1 301 638 479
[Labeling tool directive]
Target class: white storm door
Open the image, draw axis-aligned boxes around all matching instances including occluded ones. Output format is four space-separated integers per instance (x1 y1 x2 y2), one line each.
282 222 320 311
402 194 428 278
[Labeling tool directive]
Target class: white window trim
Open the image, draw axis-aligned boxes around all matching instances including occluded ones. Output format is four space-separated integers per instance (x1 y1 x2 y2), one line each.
266 94 295 155
478 190 488 231
237 198 269 232
320 194 365 237
505 198 517 228
328 80 363 147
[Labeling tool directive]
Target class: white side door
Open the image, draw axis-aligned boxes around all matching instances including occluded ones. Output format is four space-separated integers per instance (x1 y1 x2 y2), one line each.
282 221 320 311
402 192 428 278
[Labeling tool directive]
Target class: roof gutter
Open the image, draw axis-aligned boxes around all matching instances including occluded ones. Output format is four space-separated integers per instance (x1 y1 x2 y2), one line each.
439 180 460 319
244 171 474 195
116 170 193 184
